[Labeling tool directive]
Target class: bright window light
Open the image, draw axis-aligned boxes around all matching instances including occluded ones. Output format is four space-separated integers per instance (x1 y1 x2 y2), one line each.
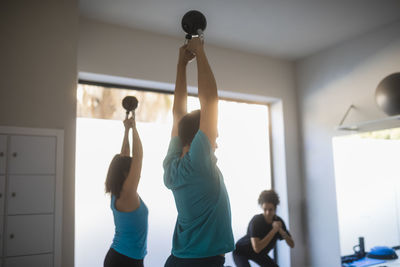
75 84 272 267
333 128 400 257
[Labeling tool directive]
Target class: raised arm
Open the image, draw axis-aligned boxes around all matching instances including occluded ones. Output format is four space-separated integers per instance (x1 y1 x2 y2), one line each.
187 37 218 147
120 119 131 156
171 45 195 137
118 117 143 211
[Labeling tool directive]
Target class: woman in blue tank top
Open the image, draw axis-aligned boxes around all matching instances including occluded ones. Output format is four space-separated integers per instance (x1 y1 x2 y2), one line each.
104 116 148 267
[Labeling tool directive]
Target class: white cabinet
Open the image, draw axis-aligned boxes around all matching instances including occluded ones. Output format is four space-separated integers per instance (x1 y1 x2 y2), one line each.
0 216 3 258
7 175 55 214
0 176 4 258
0 127 63 267
4 254 53 267
0 136 6 174
0 177 5 216
8 135 56 175
6 215 54 256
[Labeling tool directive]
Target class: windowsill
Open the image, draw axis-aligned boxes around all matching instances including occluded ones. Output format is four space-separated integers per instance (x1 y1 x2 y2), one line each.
336 114 400 132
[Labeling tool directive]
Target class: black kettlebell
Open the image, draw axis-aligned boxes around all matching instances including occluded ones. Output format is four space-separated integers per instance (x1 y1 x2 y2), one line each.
375 72 400 116
181 10 207 40
122 96 138 119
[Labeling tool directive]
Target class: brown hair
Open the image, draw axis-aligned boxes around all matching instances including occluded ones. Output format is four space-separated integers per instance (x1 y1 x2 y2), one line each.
258 189 280 208
178 109 201 147
105 154 131 198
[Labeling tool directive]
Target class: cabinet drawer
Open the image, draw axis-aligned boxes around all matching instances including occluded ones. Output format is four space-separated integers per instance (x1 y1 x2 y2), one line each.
0 135 6 174
4 254 53 267
8 135 56 174
0 215 3 257
7 175 55 215
6 214 54 256
0 176 5 215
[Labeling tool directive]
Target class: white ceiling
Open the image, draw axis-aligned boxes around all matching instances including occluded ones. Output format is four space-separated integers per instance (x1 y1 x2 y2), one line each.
79 0 400 60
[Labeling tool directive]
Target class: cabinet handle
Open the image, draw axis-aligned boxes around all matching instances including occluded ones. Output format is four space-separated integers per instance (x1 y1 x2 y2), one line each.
11 192 16 197
9 234 14 239
0 193 2 198
12 152 17 157
0 152 4 157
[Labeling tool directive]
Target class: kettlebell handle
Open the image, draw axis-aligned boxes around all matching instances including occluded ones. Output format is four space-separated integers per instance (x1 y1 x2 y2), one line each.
184 29 204 45
125 110 136 120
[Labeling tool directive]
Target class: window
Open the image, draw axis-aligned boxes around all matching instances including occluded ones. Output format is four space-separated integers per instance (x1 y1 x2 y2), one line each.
75 82 272 266
333 128 400 257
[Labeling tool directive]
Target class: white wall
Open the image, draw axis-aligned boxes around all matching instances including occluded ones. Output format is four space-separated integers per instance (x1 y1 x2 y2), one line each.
296 20 400 267
78 18 307 266
0 1 79 267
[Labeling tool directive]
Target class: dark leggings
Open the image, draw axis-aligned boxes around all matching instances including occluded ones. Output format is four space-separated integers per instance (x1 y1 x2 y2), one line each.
164 254 225 267
232 249 278 267
104 248 144 267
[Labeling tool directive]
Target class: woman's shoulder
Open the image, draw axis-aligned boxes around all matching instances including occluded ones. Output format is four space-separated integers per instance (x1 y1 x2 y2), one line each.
275 215 285 222
274 215 288 227
113 193 143 213
251 213 265 223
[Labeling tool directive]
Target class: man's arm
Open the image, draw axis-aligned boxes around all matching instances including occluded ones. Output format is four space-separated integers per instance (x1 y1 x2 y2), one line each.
187 38 218 147
171 45 195 137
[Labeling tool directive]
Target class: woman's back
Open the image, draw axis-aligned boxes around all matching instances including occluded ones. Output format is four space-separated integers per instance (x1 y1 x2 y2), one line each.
110 195 148 260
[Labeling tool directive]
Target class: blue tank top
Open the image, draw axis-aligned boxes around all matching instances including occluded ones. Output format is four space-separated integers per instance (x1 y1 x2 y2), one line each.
110 195 148 259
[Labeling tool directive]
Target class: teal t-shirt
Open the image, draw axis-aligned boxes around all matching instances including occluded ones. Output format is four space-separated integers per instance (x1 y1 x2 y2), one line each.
110 195 148 259
163 130 235 258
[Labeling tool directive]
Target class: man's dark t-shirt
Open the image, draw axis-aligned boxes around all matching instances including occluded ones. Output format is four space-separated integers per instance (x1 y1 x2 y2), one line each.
235 214 290 255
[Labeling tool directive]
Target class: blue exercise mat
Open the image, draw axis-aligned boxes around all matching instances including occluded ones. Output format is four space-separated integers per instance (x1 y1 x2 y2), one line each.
343 257 385 267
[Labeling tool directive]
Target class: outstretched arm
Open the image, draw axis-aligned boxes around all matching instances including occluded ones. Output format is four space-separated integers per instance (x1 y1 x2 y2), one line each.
171 45 195 137
120 119 131 156
187 37 218 147
119 117 143 210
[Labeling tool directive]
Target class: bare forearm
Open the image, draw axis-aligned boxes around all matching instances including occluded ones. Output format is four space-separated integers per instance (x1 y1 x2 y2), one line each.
173 62 188 118
131 127 143 168
196 49 218 102
120 128 130 156
286 237 295 248
279 229 295 248
120 126 142 197
122 127 143 194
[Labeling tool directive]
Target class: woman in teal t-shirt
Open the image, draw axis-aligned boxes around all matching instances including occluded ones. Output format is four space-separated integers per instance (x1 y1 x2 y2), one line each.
104 116 148 267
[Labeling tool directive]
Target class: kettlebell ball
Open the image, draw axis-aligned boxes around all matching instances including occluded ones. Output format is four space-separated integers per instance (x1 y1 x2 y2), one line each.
122 96 138 118
181 10 207 39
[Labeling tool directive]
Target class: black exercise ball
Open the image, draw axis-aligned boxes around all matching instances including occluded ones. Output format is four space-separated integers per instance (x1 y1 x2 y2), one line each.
375 72 400 116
